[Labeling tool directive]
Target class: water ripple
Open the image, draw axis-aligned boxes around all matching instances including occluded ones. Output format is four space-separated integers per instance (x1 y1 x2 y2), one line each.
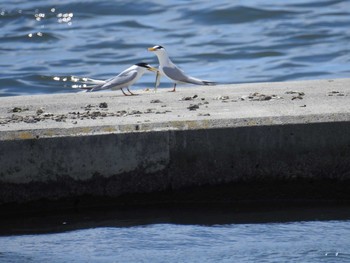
182 6 298 25
288 0 346 8
1 220 350 262
1 0 350 96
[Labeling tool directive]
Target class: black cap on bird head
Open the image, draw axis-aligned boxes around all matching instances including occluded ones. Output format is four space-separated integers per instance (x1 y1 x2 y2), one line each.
135 62 151 68
153 45 164 50
135 62 157 72
148 45 165 51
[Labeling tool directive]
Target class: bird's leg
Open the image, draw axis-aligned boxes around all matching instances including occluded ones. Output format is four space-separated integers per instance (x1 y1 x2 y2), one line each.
127 87 137 96
154 71 161 93
121 88 130 96
169 83 176 92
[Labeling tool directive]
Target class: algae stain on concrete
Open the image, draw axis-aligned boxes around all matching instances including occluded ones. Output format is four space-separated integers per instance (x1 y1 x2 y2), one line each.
169 119 211 131
102 126 117 133
17 132 35 140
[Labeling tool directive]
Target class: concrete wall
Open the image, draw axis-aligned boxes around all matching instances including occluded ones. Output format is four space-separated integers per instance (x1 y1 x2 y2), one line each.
2 120 350 205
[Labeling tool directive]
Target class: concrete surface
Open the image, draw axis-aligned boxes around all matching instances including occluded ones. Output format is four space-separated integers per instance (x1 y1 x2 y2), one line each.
1 78 350 206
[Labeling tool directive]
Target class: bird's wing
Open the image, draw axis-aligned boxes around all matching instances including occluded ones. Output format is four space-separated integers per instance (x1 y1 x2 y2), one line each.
92 70 137 91
163 66 215 85
163 66 189 83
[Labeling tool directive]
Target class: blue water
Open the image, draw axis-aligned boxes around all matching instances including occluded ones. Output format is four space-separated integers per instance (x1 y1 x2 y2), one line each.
1 0 350 96
1 205 350 262
1 220 350 262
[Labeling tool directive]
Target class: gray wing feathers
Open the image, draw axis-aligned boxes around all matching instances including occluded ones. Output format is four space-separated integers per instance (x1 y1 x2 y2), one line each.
92 70 137 91
163 66 215 85
163 66 189 83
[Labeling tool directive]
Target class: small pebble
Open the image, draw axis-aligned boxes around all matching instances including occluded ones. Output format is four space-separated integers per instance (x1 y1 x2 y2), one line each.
215 95 230 101
150 99 162 103
99 102 108 108
188 104 199 111
36 108 44 115
180 96 194 101
327 91 345 96
179 95 198 101
11 107 24 113
286 91 305 96
292 95 303 100
144 108 155 114
242 93 282 101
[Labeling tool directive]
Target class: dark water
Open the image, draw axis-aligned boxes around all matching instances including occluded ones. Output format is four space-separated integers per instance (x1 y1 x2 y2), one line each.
1 0 350 96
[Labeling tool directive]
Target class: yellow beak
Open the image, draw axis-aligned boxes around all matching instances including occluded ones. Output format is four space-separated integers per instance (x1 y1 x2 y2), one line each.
147 67 158 72
148 47 156 51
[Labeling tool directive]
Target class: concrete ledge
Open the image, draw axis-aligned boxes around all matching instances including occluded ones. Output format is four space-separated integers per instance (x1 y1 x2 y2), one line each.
1 78 350 207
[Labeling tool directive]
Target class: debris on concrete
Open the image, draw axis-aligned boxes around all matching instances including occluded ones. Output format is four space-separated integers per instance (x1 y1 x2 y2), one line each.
36 108 45 115
328 91 345 96
241 93 282 101
187 104 200 111
99 102 108 108
180 95 198 101
215 95 230 101
150 99 162 103
9 107 29 113
286 91 305 100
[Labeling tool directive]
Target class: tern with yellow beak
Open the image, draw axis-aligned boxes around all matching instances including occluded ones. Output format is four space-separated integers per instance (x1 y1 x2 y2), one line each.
76 62 158 96
148 45 216 92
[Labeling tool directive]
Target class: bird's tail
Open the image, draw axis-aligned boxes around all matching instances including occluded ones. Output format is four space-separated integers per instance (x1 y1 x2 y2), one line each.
72 83 104 92
202 80 216 86
78 77 106 85
187 76 216 86
71 77 106 92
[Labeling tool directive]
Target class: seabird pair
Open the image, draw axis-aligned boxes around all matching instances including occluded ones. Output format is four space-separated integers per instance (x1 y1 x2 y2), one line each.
78 45 215 95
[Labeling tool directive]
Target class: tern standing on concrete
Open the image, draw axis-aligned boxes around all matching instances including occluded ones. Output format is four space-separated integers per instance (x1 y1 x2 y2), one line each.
148 45 216 92
76 63 158 96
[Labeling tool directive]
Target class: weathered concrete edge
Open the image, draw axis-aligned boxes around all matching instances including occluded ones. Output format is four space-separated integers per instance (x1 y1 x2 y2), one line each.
1 112 350 141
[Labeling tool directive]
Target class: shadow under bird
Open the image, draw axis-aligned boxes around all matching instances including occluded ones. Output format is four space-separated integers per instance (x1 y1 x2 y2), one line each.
148 45 216 92
75 63 158 96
